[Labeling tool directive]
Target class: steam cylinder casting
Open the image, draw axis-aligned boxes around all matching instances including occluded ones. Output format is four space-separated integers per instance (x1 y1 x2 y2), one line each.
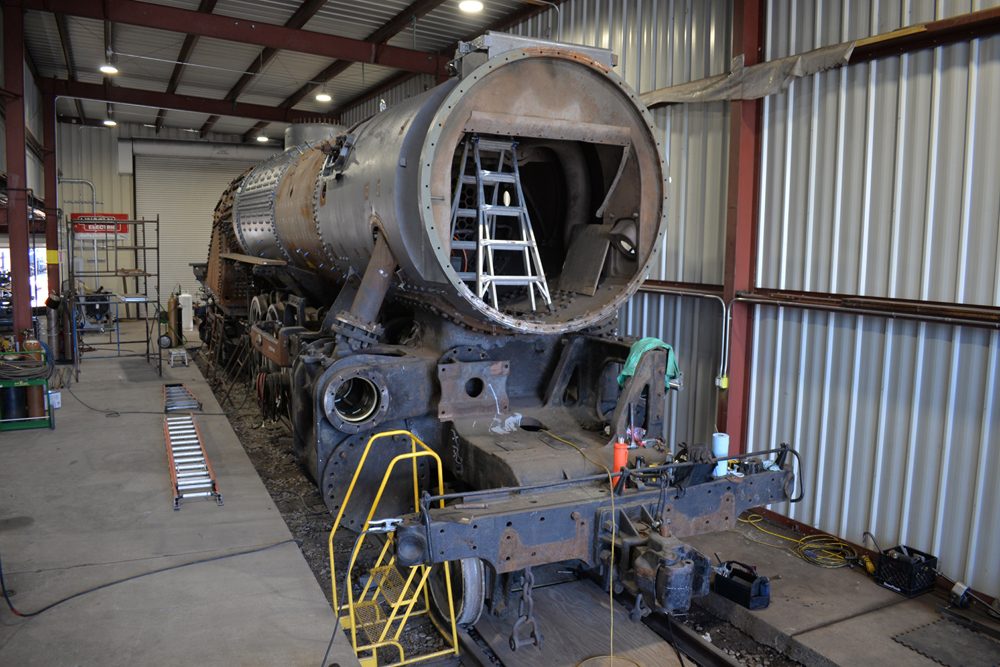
231 42 667 334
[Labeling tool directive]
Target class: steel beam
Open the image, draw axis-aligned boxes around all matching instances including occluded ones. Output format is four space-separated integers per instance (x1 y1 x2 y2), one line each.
200 115 221 138
4 4 33 339
20 0 446 76
280 0 448 110
330 70 415 118
39 78 336 125
852 6 1000 62
740 289 1000 330
53 12 88 121
154 0 218 132
199 0 329 138
331 0 568 120
717 0 764 456
242 121 269 144
42 93 60 296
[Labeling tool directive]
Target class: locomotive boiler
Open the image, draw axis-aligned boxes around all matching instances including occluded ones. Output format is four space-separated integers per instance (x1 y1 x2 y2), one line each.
199 32 798 636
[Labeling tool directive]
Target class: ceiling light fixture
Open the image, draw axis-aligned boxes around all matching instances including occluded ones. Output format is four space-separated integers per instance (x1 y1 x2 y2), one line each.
459 0 483 12
315 92 332 102
100 64 118 74
103 119 117 126
256 135 269 142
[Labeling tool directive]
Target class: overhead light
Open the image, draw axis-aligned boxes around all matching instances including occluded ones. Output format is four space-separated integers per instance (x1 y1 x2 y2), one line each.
459 0 483 11
103 119 117 127
315 92 332 102
100 64 118 74
256 135 269 142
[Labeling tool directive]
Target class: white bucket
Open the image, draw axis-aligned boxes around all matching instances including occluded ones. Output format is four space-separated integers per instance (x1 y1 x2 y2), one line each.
712 432 730 477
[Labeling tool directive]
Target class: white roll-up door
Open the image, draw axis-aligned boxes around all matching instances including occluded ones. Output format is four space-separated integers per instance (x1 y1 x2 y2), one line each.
134 156 257 304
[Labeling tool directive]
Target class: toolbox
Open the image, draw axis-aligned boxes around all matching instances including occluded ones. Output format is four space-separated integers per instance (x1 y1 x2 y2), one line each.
711 560 770 610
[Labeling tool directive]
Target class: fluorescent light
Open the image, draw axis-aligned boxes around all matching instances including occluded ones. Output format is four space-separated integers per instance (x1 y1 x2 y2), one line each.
256 135 269 142
459 0 483 11
103 119 117 126
99 64 118 74
315 92 332 102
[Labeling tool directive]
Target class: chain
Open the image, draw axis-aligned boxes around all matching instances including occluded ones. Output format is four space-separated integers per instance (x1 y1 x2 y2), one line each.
508 566 543 651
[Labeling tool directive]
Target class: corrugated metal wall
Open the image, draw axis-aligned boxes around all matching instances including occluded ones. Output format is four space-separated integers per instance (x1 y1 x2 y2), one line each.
135 155 260 302
511 0 733 285
515 0 734 448
339 74 438 127
57 123 243 219
56 123 244 293
750 0 1000 598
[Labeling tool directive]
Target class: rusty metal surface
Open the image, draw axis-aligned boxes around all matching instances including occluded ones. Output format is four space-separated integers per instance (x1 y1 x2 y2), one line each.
462 111 631 146
557 223 612 296
437 360 510 420
496 520 591 574
273 146 340 281
250 323 291 367
423 49 666 334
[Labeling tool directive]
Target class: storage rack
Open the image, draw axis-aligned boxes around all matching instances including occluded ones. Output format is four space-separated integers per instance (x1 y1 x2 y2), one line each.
68 216 163 378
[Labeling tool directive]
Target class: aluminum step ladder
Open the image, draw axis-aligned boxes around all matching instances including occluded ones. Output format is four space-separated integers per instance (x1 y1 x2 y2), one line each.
163 414 223 510
164 383 202 413
449 135 552 311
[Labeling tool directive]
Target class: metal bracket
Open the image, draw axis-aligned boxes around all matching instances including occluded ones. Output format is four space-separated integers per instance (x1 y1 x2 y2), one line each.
369 518 402 533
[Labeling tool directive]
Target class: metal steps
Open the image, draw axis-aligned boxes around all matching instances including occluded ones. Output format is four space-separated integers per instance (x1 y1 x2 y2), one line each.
353 600 389 644
371 564 408 606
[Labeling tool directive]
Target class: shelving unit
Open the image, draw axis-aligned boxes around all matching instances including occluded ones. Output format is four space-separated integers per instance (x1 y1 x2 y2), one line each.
0 350 55 431
68 216 163 378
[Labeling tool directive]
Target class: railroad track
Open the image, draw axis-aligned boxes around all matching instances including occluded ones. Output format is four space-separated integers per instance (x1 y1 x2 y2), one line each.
454 577 742 667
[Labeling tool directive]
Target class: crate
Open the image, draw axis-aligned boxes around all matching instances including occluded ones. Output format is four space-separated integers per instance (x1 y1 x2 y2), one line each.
874 545 937 597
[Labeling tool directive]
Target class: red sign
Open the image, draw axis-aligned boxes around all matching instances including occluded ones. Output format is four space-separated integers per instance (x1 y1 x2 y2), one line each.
71 213 130 241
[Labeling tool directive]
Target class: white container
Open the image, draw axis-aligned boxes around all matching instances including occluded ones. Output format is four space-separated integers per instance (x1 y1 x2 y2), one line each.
712 432 730 477
178 293 194 332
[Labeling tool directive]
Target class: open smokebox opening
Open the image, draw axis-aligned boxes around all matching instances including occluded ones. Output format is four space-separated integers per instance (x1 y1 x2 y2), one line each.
448 133 641 316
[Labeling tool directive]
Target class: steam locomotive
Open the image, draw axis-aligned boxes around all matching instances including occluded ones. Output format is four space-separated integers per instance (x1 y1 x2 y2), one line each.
197 32 797 632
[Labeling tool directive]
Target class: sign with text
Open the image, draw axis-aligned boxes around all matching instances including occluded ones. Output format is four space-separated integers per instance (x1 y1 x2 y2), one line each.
71 214 130 242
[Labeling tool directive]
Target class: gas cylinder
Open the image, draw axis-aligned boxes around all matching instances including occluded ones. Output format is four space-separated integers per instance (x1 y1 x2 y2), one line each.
167 294 179 348
23 334 43 361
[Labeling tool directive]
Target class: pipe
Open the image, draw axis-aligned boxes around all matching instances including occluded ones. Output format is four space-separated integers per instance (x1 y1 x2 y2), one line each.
348 231 396 324
637 283 728 384
124 138 280 162
532 0 562 39
638 283 1000 388
723 295 1000 378
58 178 97 214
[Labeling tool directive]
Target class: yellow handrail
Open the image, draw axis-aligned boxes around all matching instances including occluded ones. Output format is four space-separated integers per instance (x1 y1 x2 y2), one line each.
326 430 458 665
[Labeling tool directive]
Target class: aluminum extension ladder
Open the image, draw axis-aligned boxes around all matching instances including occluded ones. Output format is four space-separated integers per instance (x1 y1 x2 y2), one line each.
163 414 223 510
449 135 552 311
164 383 202 412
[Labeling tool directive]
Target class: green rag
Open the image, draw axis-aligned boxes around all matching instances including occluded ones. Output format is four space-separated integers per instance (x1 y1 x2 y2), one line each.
617 337 681 390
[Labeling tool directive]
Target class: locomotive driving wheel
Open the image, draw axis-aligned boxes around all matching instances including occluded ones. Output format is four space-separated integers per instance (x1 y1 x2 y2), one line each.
428 557 486 627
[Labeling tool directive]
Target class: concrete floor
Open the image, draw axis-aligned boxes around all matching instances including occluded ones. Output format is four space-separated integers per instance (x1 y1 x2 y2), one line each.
687 522 1000 667
0 332 360 667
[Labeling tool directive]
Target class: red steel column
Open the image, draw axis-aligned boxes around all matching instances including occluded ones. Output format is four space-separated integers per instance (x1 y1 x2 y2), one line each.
717 0 765 455
43 93 60 295
4 4 32 340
